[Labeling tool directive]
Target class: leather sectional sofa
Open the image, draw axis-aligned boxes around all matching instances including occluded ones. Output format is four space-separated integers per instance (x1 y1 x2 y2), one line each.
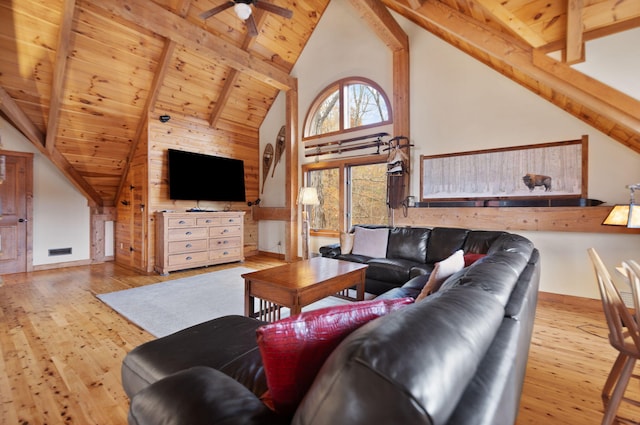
121 226 540 425
320 225 512 295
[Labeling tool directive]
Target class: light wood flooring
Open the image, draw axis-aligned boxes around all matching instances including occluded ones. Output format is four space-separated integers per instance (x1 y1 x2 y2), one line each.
0 257 637 424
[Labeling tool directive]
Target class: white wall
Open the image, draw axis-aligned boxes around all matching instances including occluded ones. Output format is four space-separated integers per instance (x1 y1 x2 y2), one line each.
259 2 640 299
1 117 91 266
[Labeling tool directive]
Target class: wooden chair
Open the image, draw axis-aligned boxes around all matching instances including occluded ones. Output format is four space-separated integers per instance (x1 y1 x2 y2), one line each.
588 248 640 425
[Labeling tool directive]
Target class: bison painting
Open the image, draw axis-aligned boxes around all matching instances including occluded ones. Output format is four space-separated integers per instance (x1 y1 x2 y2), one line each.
522 173 552 192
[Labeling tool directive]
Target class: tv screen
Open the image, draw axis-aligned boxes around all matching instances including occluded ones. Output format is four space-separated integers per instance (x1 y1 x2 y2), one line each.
168 149 246 202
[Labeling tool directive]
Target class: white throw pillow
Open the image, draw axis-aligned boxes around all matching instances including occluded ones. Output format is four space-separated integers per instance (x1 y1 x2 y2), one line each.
351 227 388 258
340 232 355 254
416 250 465 301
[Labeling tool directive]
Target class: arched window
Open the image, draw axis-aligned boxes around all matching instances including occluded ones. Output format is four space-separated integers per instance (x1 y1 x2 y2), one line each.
302 78 393 235
303 77 392 140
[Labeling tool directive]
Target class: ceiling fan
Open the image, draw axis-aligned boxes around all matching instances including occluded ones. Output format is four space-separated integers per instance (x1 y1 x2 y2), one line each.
200 1 293 37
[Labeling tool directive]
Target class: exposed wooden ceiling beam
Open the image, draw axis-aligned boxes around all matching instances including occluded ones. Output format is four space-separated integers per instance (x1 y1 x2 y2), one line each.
565 0 585 64
348 0 409 51
0 87 103 207
116 0 190 201
209 10 268 129
473 0 548 47
116 40 177 202
86 0 295 91
45 0 76 153
382 0 640 152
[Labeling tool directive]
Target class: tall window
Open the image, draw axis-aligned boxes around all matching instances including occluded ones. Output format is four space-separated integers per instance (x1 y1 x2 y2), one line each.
302 77 393 235
304 159 389 234
304 78 392 139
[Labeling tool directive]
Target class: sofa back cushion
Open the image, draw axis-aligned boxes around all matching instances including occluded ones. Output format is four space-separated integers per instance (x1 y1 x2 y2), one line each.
426 227 470 263
439 250 530 307
386 227 430 263
292 287 504 425
462 231 506 254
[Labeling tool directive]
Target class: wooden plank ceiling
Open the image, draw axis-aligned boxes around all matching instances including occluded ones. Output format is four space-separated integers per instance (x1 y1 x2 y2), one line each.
0 0 638 208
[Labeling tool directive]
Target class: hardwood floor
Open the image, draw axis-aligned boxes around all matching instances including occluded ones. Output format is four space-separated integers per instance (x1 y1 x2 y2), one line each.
0 257 635 424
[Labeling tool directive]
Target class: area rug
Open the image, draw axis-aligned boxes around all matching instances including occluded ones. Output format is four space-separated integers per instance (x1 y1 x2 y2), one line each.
96 266 353 337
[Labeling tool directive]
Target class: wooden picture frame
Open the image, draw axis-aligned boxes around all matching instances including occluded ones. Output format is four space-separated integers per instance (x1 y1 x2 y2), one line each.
420 136 587 201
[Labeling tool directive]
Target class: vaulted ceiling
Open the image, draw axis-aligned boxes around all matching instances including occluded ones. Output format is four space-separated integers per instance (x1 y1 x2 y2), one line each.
1 0 638 209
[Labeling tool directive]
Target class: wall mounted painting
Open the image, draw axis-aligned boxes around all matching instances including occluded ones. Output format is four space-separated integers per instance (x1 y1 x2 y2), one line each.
420 136 587 201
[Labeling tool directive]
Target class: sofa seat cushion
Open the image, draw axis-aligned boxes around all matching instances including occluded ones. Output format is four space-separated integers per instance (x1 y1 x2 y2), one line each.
122 315 267 399
366 258 423 284
408 263 435 279
335 253 371 263
292 286 505 425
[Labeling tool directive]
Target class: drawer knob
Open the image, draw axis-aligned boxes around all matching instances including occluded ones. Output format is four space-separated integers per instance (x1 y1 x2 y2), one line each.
185 231 192 235
223 251 229 255
206 219 212 223
186 243 192 248
179 220 186 224
186 256 192 261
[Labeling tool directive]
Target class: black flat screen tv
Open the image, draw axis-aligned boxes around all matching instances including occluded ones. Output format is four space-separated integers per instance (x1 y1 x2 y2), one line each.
168 149 246 202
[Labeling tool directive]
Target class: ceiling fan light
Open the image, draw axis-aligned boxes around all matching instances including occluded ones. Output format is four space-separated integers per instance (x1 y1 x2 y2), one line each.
234 3 252 20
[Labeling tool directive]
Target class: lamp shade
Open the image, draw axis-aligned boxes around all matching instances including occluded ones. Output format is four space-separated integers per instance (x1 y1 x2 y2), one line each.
603 205 631 226
603 204 640 228
298 187 319 206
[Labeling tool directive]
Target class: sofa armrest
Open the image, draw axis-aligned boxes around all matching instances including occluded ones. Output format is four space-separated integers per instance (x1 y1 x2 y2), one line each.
319 243 341 258
128 366 286 425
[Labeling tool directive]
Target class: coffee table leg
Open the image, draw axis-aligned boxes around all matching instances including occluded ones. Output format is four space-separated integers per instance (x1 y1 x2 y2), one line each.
356 269 365 301
244 279 254 317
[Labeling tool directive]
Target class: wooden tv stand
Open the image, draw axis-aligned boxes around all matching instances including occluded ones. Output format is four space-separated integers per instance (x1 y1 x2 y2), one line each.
155 211 245 275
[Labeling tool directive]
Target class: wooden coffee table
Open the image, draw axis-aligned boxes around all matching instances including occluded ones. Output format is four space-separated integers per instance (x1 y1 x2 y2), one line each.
242 257 368 322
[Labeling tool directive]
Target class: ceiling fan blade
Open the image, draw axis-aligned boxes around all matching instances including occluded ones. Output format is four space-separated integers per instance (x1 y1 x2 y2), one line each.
199 1 234 20
246 14 259 37
254 1 293 19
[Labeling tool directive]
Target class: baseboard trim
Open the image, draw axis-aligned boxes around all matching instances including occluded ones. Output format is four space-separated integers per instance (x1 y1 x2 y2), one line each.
538 291 601 309
33 258 93 271
256 250 285 260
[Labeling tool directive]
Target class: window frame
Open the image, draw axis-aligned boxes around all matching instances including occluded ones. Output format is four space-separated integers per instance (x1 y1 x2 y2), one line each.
302 77 393 141
302 156 389 237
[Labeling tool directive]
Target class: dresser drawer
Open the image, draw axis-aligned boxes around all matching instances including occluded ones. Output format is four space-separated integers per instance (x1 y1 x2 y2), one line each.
168 239 208 253
220 215 243 225
209 225 242 237
209 237 241 250
168 250 209 267
210 247 242 261
168 217 197 227
197 217 220 226
168 227 208 240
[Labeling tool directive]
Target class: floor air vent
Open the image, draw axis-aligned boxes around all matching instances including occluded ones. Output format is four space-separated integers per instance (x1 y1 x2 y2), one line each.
49 248 72 256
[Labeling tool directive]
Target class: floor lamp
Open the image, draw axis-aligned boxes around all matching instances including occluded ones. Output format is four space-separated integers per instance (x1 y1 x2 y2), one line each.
298 187 319 260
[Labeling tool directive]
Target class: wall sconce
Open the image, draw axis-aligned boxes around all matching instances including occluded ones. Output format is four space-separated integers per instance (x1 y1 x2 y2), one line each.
602 183 640 228
297 187 320 260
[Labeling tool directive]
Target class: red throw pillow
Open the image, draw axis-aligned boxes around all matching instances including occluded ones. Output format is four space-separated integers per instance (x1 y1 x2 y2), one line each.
255 297 414 415
464 253 487 267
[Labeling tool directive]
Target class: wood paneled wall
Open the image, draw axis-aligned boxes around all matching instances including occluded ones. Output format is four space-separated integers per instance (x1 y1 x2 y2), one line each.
115 113 260 273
